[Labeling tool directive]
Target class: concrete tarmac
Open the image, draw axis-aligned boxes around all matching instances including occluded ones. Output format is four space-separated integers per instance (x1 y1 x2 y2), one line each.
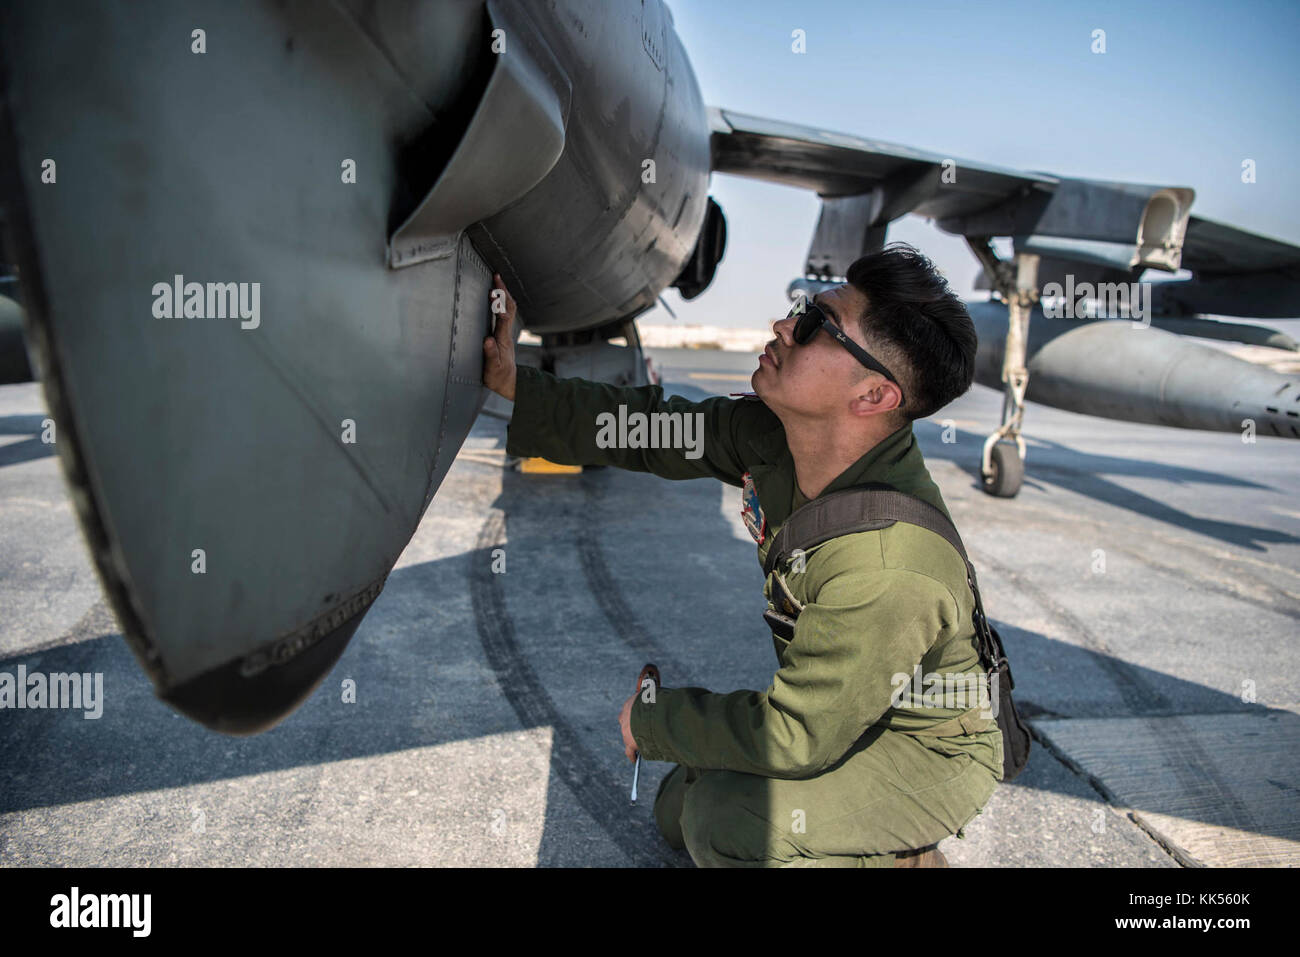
1 341 1297 867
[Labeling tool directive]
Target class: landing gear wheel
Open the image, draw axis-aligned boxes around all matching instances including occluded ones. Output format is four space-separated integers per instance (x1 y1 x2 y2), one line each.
982 442 1024 498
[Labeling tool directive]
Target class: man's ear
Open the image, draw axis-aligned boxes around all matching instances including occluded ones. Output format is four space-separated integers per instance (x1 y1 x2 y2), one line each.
847 387 889 416
849 382 902 418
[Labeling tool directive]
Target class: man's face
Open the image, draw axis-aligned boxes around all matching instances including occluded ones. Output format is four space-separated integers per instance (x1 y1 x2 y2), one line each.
752 283 895 420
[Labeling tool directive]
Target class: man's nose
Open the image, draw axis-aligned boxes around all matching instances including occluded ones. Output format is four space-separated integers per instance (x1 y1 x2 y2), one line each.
772 315 796 342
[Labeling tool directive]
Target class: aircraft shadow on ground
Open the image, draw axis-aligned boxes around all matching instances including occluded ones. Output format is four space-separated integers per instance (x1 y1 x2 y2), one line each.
914 417 1297 552
1 410 1291 862
0 414 55 468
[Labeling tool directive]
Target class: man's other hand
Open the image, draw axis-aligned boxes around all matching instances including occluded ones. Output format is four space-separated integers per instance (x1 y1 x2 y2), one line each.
483 272 518 401
620 692 638 762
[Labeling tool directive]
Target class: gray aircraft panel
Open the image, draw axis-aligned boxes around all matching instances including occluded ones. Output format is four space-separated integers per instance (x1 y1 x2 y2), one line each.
0 0 500 731
1181 215 1300 274
708 103 1300 303
707 105 1059 209
0 0 721 733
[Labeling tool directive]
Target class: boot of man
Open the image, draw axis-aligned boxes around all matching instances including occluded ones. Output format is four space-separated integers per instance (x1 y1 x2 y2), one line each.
894 844 949 867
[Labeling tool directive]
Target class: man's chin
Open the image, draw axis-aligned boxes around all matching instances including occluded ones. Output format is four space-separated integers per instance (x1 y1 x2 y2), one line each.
751 365 789 411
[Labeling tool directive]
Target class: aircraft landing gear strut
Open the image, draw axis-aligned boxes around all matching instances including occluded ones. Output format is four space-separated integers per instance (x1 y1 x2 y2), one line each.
965 239 1039 498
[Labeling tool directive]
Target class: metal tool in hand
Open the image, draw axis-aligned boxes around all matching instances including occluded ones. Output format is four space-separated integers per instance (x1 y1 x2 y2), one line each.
630 663 660 805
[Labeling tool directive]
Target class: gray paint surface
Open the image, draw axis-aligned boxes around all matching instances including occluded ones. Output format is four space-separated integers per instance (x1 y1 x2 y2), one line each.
0 0 710 730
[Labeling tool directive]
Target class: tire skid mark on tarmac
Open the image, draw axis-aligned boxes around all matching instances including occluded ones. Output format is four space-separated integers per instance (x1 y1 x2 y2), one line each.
576 473 694 684
470 507 681 868
1101 541 1300 622
971 545 1281 865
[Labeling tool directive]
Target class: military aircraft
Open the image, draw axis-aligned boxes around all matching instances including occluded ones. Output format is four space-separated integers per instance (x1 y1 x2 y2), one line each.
1 0 1296 734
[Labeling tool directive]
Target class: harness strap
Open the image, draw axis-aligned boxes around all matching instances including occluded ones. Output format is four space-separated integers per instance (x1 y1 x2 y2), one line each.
760 484 1018 740
762 483 970 576
762 482 1005 674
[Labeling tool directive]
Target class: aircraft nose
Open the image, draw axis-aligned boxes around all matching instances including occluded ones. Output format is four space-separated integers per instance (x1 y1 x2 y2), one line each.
159 612 367 735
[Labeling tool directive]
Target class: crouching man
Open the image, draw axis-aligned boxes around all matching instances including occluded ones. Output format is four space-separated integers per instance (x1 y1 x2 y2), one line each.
482 242 1002 867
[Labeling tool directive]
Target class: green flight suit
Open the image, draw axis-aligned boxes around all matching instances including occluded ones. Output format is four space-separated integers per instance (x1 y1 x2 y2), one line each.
506 364 1003 867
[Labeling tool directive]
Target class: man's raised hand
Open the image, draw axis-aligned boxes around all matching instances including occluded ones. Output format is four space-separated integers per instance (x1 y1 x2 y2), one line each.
483 273 518 402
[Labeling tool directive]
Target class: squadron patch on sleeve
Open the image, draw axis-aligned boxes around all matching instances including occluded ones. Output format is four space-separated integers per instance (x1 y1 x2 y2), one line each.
741 470 767 544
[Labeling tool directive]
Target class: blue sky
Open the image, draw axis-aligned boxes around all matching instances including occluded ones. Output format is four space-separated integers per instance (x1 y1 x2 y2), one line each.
642 0 1300 328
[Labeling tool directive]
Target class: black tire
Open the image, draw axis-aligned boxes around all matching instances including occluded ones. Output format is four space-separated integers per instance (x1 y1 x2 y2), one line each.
982 442 1024 497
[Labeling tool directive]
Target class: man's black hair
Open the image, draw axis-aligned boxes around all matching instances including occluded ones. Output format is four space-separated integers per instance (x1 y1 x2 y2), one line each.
844 241 977 425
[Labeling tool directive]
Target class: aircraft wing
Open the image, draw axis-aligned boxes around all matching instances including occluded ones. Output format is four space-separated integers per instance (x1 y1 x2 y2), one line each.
1181 215 1300 275
1162 216 1300 319
707 105 1059 223
706 106 1300 318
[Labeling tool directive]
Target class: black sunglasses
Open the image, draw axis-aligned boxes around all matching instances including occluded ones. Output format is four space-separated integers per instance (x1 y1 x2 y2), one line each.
786 296 906 408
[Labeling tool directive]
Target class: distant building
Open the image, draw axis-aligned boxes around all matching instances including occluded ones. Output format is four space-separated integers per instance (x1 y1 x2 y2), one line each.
636 323 769 353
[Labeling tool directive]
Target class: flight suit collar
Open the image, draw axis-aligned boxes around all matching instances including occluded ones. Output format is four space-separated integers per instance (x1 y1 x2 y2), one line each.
745 417 922 532
819 421 918 498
